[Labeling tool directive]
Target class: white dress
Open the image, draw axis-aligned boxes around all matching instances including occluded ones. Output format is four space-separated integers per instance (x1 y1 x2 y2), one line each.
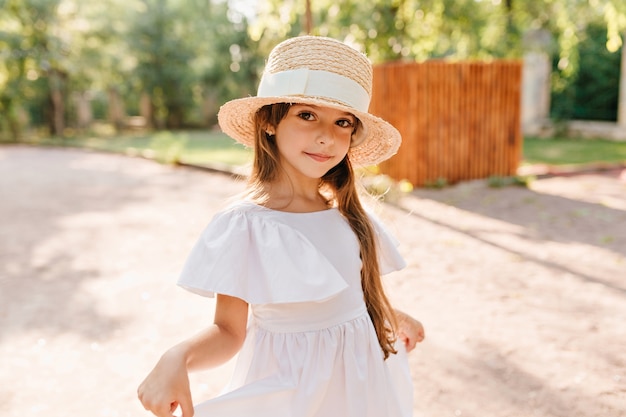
177 201 413 417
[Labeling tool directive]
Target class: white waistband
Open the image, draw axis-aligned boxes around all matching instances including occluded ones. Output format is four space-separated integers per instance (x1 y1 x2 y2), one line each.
252 303 368 333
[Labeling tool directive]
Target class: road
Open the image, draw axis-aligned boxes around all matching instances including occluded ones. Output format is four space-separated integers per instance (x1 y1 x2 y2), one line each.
1 145 625 417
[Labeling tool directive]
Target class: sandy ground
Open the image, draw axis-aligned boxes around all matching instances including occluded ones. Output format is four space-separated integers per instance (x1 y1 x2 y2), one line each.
1 145 625 417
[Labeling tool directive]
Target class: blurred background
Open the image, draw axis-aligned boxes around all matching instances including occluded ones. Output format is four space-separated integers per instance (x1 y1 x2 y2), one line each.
1 0 624 143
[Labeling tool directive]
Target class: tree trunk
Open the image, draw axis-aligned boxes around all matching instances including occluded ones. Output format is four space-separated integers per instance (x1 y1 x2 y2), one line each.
74 91 93 130
203 90 219 127
140 92 153 129
166 103 184 129
48 70 65 136
108 88 126 131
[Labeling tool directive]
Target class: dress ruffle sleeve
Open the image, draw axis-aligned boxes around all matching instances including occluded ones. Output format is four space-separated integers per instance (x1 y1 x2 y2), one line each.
177 206 349 304
369 213 407 275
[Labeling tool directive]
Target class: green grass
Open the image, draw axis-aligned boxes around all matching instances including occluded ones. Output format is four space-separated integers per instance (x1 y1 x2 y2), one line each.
14 130 253 167
523 136 626 166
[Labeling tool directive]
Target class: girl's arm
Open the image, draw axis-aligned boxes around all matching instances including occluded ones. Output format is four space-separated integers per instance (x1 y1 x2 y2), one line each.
138 294 248 417
395 309 425 352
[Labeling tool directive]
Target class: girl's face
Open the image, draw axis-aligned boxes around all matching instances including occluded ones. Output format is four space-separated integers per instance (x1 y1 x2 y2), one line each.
273 104 355 181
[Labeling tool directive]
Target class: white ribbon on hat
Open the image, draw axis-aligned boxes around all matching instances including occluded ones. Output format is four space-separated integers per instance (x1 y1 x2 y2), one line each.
257 68 370 112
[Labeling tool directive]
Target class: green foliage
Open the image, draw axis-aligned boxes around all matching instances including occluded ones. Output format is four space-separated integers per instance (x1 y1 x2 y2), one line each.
573 23 621 121
0 0 63 137
196 3 266 126
250 0 519 62
0 0 264 137
127 0 197 128
487 175 534 188
424 177 449 189
120 0 265 129
551 20 622 121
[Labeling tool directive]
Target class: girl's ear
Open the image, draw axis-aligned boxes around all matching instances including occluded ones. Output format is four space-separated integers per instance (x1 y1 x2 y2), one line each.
263 123 275 136
264 125 276 141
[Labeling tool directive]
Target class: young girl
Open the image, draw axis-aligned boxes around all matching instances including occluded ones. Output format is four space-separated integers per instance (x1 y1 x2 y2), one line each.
138 35 425 417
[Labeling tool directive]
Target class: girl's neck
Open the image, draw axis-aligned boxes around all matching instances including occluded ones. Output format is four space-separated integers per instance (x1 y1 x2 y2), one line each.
258 178 330 213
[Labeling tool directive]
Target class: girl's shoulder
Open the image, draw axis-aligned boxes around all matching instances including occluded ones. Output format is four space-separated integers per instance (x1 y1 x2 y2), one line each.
179 200 350 304
209 200 274 225
220 199 266 214
218 199 313 217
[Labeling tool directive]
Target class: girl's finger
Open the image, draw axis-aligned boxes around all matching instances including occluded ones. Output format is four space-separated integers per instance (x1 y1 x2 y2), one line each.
179 397 195 417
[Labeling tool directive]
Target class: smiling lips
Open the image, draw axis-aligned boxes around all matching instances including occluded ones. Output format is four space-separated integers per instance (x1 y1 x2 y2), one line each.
305 152 332 163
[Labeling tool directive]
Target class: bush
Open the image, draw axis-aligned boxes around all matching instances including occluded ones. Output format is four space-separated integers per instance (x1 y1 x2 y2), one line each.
550 22 622 121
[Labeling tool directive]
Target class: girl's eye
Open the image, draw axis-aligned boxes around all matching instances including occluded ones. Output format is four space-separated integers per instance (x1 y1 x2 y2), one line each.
336 119 354 128
298 112 315 121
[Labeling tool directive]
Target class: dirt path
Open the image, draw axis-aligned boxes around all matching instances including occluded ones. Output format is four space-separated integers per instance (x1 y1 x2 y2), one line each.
1 145 625 417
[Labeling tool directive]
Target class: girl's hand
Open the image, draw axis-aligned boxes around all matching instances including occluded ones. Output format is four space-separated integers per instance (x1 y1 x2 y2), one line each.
137 294 247 417
138 347 194 417
396 310 425 353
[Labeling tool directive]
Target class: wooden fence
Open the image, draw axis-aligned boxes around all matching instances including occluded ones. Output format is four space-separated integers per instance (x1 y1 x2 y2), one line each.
370 60 523 187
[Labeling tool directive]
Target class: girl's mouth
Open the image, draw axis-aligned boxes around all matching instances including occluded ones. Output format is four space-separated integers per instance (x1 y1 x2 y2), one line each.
305 152 332 162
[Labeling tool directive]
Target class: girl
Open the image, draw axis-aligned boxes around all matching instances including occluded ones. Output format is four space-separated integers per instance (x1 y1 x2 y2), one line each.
138 35 425 417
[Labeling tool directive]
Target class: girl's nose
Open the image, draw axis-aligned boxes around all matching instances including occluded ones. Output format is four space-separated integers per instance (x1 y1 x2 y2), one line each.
316 124 335 145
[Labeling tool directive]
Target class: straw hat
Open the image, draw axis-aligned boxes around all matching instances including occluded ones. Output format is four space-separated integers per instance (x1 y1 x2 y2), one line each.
217 36 401 166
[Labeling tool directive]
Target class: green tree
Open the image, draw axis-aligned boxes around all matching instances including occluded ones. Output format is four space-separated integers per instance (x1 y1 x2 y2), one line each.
194 1 265 126
554 22 622 121
126 0 196 128
250 0 518 63
0 0 66 138
0 0 136 137
124 0 262 129
61 0 137 127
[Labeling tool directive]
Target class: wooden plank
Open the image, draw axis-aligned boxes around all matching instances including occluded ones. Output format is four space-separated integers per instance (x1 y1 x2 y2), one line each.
371 60 522 187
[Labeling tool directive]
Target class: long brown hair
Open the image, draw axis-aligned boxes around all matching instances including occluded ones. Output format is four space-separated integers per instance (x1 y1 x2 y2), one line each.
249 103 398 359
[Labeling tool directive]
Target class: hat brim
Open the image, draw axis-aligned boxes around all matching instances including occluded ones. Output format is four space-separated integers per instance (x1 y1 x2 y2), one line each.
217 96 401 167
